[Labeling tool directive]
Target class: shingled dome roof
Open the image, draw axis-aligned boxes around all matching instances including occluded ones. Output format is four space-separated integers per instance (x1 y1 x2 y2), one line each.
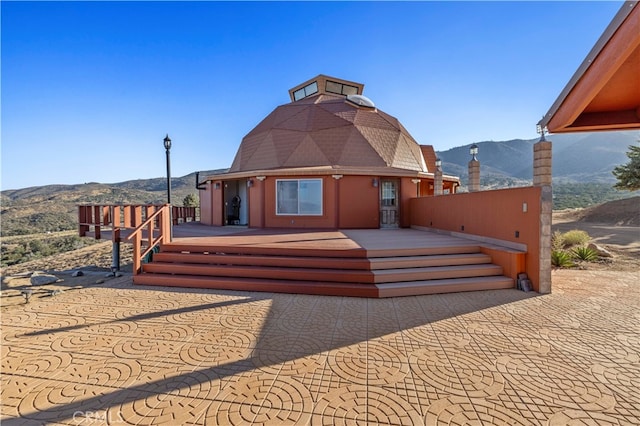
229 75 429 173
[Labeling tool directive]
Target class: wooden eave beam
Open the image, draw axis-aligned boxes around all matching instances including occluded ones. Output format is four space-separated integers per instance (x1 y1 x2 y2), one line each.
566 109 640 132
544 2 640 133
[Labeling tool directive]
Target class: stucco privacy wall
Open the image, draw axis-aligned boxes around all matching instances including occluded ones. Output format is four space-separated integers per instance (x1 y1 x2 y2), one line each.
410 186 542 290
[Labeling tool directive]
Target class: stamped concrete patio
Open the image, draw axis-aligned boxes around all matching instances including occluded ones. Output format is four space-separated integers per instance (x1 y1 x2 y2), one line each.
1 269 638 425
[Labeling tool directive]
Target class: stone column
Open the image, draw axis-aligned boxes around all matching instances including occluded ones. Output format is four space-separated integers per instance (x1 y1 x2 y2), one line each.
434 167 443 196
534 139 552 294
468 159 480 192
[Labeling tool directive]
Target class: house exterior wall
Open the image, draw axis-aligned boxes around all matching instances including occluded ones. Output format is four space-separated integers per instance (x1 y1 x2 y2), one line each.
199 182 213 225
338 176 379 228
262 176 338 228
400 177 419 228
211 181 224 226
409 186 542 290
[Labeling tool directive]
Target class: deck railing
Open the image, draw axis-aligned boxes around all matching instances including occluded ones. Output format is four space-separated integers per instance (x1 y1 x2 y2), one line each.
125 205 171 275
78 204 199 274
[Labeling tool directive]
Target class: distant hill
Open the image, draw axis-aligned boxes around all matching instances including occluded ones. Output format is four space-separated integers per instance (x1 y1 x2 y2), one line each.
1 169 226 236
437 130 639 185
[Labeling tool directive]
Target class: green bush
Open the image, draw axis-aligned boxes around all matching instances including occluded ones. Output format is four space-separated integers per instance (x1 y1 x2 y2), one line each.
552 250 575 268
571 246 599 262
560 230 590 248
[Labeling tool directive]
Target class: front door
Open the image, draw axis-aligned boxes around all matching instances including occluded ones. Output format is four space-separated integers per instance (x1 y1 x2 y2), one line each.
380 179 399 228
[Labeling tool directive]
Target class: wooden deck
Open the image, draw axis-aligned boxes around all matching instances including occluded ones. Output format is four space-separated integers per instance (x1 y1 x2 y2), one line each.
132 224 517 297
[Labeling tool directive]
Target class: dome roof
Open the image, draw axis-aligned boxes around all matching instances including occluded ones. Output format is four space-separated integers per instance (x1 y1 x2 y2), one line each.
229 84 428 174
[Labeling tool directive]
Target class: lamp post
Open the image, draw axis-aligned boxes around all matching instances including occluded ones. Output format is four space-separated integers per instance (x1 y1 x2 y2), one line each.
164 134 173 240
434 157 443 196
468 144 480 192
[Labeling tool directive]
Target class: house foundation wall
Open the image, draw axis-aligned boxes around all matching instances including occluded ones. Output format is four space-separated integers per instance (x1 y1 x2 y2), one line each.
409 186 542 291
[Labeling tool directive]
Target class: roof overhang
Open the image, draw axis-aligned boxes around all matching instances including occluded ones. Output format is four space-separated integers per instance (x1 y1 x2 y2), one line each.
539 1 640 133
203 166 459 184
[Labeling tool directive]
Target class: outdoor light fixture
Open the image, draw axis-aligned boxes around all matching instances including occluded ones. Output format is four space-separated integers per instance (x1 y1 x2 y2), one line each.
214 182 221 189
163 134 173 240
247 179 253 187
469 144 478 161
536 122 548 141
164 134 172 204
435 158 442 169
372 178 379 187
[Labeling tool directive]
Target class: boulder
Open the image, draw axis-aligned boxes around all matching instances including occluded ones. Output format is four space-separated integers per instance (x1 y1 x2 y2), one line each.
587 243 613 258
71 270 84 277
30 274 58 286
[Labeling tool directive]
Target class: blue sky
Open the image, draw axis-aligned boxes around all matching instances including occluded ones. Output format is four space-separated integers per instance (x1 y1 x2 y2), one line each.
1 1 624 190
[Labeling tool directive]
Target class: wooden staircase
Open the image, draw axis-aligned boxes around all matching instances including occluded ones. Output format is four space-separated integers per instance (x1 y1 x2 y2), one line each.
133 241 514 298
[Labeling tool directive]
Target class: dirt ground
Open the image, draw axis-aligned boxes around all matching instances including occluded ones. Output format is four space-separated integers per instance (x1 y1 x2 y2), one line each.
551 197 640 268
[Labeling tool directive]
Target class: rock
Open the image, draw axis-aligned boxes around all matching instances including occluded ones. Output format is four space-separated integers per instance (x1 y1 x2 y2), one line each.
114 272 123 278
588 243 613 258
71 270 84 277
30 274 58 286
95 279 105 284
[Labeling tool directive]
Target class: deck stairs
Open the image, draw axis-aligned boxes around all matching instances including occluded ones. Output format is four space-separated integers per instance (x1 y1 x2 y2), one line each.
133 240 514 297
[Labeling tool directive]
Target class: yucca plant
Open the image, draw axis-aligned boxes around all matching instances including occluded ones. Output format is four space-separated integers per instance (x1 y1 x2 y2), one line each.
572 246 599 262
552 250 575 268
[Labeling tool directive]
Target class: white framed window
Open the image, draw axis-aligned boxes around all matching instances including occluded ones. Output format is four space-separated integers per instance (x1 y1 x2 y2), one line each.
276 179 323 215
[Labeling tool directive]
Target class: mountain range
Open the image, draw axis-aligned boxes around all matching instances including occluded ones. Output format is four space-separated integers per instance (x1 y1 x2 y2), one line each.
437 130 639 187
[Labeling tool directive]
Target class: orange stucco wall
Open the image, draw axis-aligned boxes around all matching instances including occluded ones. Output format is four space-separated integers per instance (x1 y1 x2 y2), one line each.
409 186 542 290
211 181 224 226
338 176 379 228
198 182 213 225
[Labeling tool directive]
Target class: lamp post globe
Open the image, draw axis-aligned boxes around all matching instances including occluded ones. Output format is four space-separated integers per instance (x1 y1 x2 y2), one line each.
469 144 478 161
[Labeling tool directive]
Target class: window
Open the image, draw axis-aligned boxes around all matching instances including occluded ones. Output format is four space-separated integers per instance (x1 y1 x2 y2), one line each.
293 81 319 101
381 181 396 207
276 179 323 215
325 80 359 96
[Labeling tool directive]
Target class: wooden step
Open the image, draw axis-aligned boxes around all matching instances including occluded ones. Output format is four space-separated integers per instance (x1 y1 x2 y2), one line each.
133 274 379 297
150 252 492 270
152 252 371 270
376 276 514 297
160 243 368 258
133 274 513 298
141 262 503 284
368 253 491 269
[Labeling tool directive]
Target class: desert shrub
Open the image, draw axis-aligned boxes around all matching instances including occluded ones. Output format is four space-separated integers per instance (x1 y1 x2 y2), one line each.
560 230 590 248
551 250 575 268
571 246 599 262
1 233 101 268
551 230 565 251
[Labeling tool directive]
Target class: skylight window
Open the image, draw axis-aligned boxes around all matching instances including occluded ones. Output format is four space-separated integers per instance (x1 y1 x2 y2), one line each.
293 81 319 101
325 80 359 96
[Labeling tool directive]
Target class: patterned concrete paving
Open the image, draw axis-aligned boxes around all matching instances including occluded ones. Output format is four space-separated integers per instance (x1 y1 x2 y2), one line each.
1 269 638 425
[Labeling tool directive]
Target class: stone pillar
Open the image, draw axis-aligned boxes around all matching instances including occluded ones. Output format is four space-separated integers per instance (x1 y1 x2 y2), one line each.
533 141 552 186
534 140 552 294
434 167 443 195
468 159 480 192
